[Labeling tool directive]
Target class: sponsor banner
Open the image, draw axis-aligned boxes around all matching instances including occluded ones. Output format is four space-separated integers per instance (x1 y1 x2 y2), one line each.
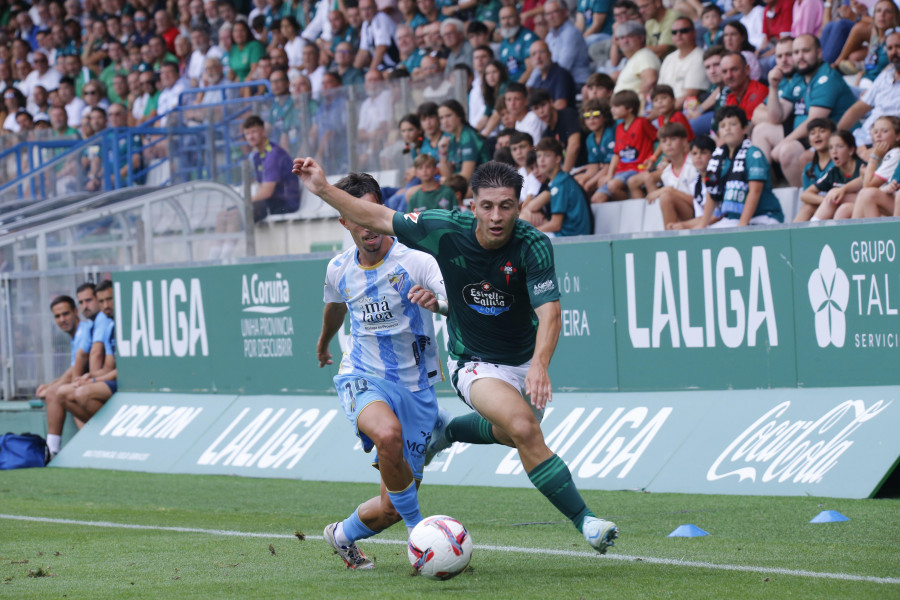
49 393 229 472
610 230 797 390
114 260 338 395
791 222 900 387
550 242 618 391
54 388 900 499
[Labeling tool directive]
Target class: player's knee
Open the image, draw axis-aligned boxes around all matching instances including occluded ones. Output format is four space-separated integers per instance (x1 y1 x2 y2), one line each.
504 414 542 446
369 423 404 458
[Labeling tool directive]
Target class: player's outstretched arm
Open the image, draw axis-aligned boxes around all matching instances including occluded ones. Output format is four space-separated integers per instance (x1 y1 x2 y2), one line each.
317 302 348 368
525 300 561 411
292 156 396 235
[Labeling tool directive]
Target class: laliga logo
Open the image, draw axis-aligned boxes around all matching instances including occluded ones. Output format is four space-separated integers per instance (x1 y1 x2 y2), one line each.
808 245 849 348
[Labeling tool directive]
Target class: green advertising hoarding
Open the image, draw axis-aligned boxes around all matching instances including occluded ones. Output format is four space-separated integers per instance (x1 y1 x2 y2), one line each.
550 241 618 391
610 229 797 391
790 222 900 387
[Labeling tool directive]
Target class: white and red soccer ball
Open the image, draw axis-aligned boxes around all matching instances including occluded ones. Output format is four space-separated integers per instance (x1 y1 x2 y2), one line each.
407 515 473 580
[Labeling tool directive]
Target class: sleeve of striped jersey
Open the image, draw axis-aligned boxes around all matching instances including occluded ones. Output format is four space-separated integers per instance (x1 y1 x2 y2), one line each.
322 258 344 303
522 234 560 308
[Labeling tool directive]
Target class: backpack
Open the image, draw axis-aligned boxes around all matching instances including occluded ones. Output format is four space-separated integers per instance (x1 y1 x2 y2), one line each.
0 433 49 469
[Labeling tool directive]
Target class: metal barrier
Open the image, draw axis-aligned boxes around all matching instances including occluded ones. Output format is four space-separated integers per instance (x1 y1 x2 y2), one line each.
0 181 249 400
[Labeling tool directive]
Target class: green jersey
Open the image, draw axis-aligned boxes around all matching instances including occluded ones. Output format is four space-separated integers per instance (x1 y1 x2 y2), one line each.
392 209 560 365
406 185 458 213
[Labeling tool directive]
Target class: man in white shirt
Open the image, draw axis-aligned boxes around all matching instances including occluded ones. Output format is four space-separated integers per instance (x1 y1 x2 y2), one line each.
59 77 86 128
505 81 545 148
355 0 398 70
657 17 708 110
20 51 62 100
157 61 187 120
187 26 223 86
300 44 326 100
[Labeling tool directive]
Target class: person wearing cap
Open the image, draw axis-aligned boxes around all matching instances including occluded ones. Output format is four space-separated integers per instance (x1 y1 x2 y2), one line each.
34 113 52 130
611 20 660 112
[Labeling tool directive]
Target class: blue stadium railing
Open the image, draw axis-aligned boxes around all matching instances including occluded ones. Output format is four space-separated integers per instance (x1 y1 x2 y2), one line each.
0 80 272 205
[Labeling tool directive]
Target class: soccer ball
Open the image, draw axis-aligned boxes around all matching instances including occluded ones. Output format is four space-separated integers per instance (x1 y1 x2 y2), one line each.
407 515 473 580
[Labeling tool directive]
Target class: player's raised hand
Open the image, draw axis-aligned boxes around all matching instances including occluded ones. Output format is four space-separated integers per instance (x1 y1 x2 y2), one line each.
292 156 328 195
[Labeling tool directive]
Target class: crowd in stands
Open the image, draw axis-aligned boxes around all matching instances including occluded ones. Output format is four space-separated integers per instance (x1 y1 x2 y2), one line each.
1 0 900 227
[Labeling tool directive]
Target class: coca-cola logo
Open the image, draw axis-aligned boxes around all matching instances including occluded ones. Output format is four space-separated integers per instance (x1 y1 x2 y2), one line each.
707 399 892 485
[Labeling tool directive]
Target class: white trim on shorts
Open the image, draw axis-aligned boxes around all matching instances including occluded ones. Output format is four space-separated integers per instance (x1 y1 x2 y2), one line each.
447 357 544 421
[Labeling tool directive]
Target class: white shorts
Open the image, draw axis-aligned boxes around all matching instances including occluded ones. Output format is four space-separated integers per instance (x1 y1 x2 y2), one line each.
447 358 544 421
709 214 782 228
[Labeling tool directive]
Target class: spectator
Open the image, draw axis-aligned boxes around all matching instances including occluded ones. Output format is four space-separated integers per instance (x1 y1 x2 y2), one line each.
504 81 545 150
21 51 62 101
299 44 325 99
722 21 761 81
396 24 423 72
437 98 487 180
58 77 86 128
466 21 493 51
637 0 677 60
468 44 493 129
398 0 428 31
701 106 784 228
417 101 444 158
241 114 300 221
644 122 698 208
828 116 900 219
576 0 614 46
416 0 442 24
268 67 300 152
229 20 264 81
311 71 349 172
835 0 898 84
475 59 509 136
157 62 188 119
795 118 836 220
803 129 864 221
406 153 458 211
575 98 615 194
527 40 577 109
155 9 180 52
838 31 900 149
358 69 393 169
29 85 51 116
279 16 305 68
734 0 766 52
99 41 129 98
611 21 659 113
528 87 584 172
791 0 824 39
543 0 592 85
132 71 160 124
148 35 178 71
356 0 399 70
657 17 708 111
524 136 592 236
700 5 724 49
582 72 615 101
333 42 364 86
592 89 657 202
131 10 154 47
498 6 538 83
187 26 224 86
441 18 473 76
768 34 854 187
662 134 718 229
721 52 768 128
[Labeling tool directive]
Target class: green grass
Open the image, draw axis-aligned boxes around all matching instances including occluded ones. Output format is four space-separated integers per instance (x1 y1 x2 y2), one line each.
0 468 898 599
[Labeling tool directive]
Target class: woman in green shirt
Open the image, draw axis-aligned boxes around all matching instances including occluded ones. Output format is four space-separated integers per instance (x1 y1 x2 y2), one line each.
228 21 264 82
437 99 487 182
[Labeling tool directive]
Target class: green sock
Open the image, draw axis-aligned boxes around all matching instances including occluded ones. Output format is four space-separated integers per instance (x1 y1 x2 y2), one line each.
527 454 595 533
446 413 498 445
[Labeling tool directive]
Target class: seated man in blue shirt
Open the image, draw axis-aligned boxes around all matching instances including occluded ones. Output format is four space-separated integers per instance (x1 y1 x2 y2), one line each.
521 137 592 236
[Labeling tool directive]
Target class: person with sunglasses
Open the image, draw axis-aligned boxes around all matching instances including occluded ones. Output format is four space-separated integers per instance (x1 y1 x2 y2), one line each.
658 17 709 113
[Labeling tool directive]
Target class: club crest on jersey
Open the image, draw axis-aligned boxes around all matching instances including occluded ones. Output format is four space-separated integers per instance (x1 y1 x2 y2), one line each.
500 261 517 285
388 272 407 294
463 281 513 316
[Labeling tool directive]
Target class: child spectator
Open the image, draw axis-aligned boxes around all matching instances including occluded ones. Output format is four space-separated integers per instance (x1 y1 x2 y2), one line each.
700 4 724 49
645 122 698 207
796 118 836 221
445 173 471 210
574 98 615 195
701 106 784 227
805 130 864 221
508 130 541 202
663 135 718 229
838 116 900 219
406 154 459 212
522 137 592 236
582 72 614 102
592 89 657 203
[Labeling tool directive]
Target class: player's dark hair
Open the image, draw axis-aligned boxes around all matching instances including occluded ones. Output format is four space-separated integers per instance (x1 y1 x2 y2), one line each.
715 105 748 128
96 279 113 293
50 295 76 311
470 161 523 201
690 135 716 153
335 172 384 205
76 282 97 295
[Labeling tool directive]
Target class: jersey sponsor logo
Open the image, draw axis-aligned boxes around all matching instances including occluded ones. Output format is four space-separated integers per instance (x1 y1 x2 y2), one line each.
463 281 514 316
533 279 555 295
358 295 399 331
500 261 517 285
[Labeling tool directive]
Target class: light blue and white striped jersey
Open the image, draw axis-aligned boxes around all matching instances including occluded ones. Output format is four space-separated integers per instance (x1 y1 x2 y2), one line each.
70 318 93 367
323 240 445 391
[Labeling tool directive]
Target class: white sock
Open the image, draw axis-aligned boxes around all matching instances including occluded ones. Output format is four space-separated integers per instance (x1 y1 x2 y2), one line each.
810 216 820 222
334 523 352 547
47 434 61 454
407 526 415 536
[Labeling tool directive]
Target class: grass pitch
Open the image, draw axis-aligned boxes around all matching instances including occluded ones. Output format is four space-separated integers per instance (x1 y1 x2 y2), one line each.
0 468 898 599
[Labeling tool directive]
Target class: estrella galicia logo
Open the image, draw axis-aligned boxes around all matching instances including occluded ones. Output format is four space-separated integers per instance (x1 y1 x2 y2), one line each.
463 281 513 316
808 245 850 348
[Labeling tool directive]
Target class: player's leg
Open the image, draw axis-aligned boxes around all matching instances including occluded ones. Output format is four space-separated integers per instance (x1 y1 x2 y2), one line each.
67 382 113 423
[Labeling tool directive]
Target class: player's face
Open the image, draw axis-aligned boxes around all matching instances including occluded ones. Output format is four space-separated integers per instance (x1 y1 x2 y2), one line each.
689 147 712 173
77 289 99 319
52 302 78 335
97 288 114 318
473 186 518 249
342 193 387 255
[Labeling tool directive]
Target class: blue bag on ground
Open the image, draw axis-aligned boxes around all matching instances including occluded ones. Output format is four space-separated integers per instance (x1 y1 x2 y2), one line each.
0 433 48 469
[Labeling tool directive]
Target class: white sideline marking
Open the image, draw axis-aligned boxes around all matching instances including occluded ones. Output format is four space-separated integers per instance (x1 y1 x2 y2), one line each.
2 513 898 585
